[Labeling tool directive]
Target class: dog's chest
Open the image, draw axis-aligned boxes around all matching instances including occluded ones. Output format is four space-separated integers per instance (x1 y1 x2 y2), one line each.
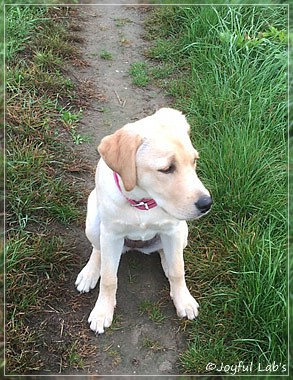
113 212 176 240
124 222 163 241
123 223 165 254
106 207 181 248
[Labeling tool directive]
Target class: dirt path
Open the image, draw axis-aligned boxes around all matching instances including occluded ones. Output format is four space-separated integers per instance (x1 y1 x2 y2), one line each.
42 1 190 376
70 0 168 173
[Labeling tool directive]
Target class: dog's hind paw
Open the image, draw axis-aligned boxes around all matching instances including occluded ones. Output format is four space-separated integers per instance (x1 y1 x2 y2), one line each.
75 265 100 293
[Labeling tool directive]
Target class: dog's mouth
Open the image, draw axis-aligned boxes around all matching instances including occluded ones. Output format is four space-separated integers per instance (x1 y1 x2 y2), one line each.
157 194 212 221
124 234 160 249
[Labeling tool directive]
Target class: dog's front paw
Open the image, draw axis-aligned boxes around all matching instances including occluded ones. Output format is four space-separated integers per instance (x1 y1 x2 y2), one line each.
75 264 100 293
172 289 199 320
88 301 115 334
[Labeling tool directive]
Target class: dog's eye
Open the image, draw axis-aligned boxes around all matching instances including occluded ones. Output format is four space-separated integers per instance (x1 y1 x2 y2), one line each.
159 164 176 174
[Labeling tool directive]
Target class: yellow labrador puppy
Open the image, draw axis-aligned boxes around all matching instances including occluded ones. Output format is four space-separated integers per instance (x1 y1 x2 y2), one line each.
76 108 212 334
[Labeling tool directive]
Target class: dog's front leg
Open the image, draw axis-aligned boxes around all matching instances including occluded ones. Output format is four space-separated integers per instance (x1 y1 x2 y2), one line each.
161 229 199 320
88 226 124 334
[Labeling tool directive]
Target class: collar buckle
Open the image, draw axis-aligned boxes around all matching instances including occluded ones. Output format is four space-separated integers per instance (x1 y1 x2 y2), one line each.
131 201 149 210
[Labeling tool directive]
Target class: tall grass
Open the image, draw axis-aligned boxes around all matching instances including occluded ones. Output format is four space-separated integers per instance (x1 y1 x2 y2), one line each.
145 5 288 374
5 6 48 59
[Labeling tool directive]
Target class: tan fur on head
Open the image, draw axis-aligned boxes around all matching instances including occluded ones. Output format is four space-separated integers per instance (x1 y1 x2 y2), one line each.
98 129 142 191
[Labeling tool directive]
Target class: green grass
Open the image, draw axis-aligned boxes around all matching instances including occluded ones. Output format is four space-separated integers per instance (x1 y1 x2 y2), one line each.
5 5 48 60
144 5 288 375
139 300 166 323
5 5 88 374
129 61 150 86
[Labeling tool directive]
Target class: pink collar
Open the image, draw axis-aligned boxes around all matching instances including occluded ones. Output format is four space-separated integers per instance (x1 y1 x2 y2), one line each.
113 172 157 211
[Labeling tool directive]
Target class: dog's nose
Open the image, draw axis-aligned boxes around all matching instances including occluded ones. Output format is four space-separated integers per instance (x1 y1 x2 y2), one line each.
195 195 212 213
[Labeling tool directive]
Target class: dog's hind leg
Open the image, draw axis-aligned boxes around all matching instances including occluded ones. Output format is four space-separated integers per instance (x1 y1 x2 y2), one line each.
75 247 101 293
159 249 169 278
75 189 101 293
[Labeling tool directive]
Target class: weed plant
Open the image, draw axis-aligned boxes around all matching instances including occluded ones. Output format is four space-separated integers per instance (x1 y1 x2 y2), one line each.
145 5 288 374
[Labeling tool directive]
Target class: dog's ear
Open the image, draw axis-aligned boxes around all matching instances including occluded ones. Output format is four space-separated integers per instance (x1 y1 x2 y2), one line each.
98 129 142 191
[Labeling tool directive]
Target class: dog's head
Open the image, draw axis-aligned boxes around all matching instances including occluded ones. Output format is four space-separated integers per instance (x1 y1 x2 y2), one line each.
98 108 212 220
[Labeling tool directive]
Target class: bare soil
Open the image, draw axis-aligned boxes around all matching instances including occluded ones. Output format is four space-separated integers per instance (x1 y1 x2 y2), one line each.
33 1 192 376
